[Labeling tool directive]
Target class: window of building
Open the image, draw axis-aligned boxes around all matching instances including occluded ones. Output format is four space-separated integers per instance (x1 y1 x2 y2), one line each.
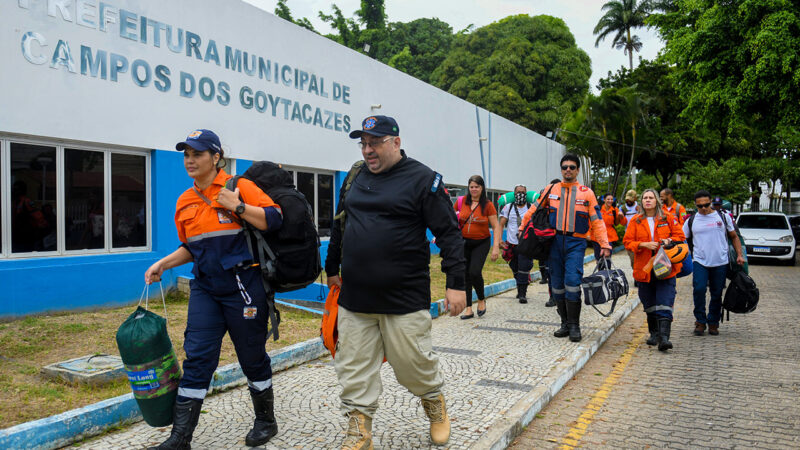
283 168 334 237
3 138 150 258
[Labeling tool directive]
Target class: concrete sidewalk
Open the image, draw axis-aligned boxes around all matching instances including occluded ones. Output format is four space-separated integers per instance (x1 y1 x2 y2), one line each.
75 253 636 449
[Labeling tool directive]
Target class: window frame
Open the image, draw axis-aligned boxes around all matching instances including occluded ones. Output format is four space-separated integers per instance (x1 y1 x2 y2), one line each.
1 135 151 259
281 165 335 239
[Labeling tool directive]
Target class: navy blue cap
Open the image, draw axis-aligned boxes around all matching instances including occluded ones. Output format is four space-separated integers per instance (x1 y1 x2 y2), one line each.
349 115 400 139
175 129 222 153
712 196 723 204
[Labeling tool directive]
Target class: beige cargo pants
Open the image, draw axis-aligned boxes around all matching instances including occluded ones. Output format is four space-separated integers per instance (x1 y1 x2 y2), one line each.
335 306 443 418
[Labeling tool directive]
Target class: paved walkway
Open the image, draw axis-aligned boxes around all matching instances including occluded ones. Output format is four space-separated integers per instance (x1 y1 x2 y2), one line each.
76 253 637 449
510 258 800 449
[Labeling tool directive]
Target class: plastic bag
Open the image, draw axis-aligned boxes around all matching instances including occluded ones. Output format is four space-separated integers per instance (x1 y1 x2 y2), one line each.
652 246 673 280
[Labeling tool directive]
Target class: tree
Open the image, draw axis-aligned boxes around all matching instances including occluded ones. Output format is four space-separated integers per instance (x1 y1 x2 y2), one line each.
617 86 647 195
676 159 751 207
383 18 454 82
319 4 360 47
598 60 711 190
431 14 591 135
593 0 651 70
650 0 800 149
274 0 317 32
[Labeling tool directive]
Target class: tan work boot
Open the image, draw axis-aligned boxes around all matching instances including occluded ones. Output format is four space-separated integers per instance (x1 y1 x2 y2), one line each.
421 394 450 445
341 411 373 450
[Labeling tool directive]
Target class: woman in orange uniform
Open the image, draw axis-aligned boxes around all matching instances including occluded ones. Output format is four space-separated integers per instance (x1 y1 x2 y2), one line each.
623 189 685 352
455 175 501 319
144 129 283 449
592 193 624 265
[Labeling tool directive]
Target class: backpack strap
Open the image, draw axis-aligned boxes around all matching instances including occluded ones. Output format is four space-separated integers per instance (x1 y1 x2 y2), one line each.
225 176 281 341
333 160 365 260
193 184 242 225
686 213 696 251
456 195 465 212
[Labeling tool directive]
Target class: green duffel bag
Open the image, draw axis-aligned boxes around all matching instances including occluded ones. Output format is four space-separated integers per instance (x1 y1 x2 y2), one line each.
116 286 181 427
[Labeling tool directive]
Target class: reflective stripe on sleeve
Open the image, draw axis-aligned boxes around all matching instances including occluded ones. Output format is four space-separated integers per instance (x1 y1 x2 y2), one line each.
186 228 242 243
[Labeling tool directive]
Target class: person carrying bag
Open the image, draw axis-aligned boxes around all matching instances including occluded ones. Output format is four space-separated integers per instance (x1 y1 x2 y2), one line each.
623 189 685 352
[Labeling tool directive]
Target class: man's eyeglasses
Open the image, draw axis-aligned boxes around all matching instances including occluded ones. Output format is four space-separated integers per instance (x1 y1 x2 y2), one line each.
561 164 577 171
358 137 391 150
696 203 712 209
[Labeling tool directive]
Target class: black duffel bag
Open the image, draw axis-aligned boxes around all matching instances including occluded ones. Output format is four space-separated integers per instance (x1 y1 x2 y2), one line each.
517 184 556 260
581 257 629 317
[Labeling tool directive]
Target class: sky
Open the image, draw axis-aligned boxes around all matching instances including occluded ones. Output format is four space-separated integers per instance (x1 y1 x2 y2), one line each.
242 0 663 91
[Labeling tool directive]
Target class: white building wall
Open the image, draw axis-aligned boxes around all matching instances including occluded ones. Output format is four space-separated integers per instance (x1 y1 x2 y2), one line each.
1 0 565 190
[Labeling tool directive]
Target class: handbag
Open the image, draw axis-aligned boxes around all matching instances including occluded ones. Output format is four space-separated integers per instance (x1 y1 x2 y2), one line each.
581 258 629 317
501 243 515 262
517 184 556 259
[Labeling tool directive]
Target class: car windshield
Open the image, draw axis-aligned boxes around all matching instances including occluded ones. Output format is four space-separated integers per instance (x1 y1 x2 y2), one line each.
737 215 789 230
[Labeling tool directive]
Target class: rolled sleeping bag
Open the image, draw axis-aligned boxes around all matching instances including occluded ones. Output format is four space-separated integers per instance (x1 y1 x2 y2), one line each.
116 306 181 427
497 191 540 209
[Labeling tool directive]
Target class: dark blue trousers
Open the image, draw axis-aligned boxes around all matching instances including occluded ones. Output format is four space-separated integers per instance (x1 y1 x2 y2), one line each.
638 277 677 320
549 235 587 302
692 263 727 325
178 266 272 400
509 246 533 286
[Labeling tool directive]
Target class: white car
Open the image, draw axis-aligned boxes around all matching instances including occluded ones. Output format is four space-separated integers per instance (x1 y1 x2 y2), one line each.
736 212 796 265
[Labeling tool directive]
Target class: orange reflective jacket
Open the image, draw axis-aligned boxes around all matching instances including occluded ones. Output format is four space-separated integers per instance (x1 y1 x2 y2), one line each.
600 205 622 242
623 214 686 283
662 202 686 225
520 181 610 248
175 169 280 277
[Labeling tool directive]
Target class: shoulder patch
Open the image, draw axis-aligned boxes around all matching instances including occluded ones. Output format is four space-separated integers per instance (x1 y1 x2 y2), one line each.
431 172 443 192
579 186 589 192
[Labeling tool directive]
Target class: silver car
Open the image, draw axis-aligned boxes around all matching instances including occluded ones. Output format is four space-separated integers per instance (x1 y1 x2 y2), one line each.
736 212 796 265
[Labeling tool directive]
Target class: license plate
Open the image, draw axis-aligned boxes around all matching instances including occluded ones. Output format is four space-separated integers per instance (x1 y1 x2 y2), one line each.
752 247 770 253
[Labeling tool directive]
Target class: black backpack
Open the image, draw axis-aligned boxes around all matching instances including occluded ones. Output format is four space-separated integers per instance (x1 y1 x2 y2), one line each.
722 271 759 322
517 183 556 260
227 162 322 294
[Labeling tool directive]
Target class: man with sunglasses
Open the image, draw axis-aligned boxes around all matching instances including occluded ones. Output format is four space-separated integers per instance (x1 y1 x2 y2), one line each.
325 115 466 448
682 190 745 336
520 154 611 342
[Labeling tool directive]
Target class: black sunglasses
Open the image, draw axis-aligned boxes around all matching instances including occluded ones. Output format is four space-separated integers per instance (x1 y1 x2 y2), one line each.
561 165 577 170
696 203 712 209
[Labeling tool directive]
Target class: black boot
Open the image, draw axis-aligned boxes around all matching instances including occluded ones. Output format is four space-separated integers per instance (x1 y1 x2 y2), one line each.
517 284 528 304
646 315 658 346
566 301 582 342
544 296 556 307
245 387 278 447
657 319 673 352
148 398 203 450
553 299 569 338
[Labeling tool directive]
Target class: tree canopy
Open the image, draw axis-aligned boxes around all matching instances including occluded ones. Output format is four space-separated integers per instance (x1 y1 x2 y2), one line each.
650 0 800 149
431 14 591 135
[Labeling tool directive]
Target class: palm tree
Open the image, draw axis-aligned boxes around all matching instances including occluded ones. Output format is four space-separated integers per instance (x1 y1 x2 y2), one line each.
617 87 648 196
593 0 651 70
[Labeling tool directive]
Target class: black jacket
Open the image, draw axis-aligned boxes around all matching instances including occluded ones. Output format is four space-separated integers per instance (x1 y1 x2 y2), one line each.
325 151 466 314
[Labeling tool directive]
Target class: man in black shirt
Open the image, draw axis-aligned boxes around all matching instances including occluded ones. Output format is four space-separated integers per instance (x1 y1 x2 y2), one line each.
326 115 466 449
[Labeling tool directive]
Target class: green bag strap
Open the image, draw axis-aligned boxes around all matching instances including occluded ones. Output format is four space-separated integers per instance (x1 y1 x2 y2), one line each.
334 160 365 260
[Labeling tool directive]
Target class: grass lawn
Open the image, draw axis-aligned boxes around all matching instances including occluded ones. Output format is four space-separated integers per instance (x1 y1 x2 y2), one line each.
0 253 520 428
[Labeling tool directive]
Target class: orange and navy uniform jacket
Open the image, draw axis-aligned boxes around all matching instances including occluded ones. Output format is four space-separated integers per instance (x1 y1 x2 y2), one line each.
623 213 685 283
520 181 610 249
662 201 686 225
174 169 282 279
599 204 624 243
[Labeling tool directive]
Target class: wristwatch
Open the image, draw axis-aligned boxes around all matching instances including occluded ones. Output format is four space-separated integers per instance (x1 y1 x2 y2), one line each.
235 202 246 215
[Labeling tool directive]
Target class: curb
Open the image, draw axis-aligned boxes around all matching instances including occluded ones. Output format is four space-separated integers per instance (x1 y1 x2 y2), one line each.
1 246 625 449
